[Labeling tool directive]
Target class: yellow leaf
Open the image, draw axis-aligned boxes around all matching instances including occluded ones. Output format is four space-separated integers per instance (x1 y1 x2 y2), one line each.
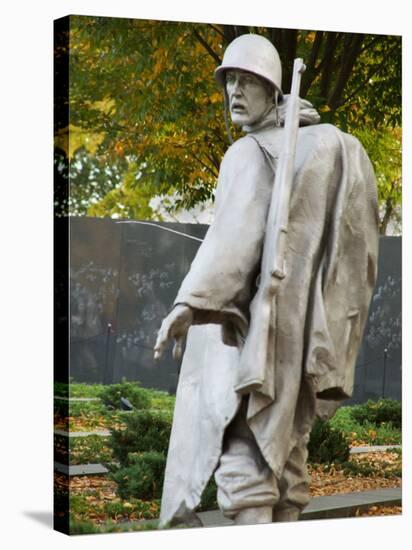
319 104 331 113
54 124 105 159
210 91 222 104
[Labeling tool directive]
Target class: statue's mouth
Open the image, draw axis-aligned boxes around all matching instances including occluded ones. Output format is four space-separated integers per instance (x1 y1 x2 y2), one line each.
231 102 246 113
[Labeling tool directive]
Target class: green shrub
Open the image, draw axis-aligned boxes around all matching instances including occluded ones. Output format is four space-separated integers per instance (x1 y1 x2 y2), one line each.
342 460 377 477
110 410 172 465
69 519 101 535
56 381 176 409
329 403 402 445
359 421 402 445
110 451 166 500
69 518 156 534
144 388 176 412
54 382 69 398
342 458 402 479
69 435 112 465
351 399 401 429
107 409 172 501
70 383 105 398
329 406 359 434
68 400 107 417
69 494 90 515
100 381 151 411
308 417 350 464
55 381 105 398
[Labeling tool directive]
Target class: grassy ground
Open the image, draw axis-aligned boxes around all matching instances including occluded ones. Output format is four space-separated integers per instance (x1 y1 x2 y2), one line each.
308 449 402 497
63 447 402 534
54 384 402 534
54 434 113 465
54 382 174 432
330 405 401 446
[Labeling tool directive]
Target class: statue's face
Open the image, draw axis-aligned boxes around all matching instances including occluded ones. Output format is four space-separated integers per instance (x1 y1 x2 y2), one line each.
225 69 273 127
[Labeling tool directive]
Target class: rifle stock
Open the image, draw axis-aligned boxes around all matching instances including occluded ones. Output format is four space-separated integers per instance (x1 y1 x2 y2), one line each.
235 58 306 402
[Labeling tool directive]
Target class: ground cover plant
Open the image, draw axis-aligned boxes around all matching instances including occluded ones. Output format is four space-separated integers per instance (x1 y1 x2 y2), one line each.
65 446 402 533
308 418 350 464
54 380 175 432
308 449 401 497
54 401 127 432
54 435 113 465
55 381 105 398
329 400 401 446
350 399 401 429
99 381 152 410
55 386 401 533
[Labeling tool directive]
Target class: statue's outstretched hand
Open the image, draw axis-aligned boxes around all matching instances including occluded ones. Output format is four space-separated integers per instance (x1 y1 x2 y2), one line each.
154 304 194 361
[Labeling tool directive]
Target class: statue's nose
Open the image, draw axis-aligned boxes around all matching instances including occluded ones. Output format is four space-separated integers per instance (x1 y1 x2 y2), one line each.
232 81 242 96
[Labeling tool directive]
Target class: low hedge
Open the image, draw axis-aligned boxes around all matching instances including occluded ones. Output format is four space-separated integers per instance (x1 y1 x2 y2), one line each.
110 451 166 501
350 399 401 429
110 410 172 466
108 410 172 501
100 381 151 411
308 417 350 464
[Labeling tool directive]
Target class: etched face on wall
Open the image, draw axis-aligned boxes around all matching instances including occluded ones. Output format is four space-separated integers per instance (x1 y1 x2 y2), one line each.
225 69 274 127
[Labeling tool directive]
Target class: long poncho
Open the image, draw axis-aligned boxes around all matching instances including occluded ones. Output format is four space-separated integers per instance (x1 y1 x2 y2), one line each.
159 121 379 527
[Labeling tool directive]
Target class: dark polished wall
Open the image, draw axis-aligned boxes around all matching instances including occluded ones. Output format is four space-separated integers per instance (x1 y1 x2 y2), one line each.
66 217 401 402
348 237 401 403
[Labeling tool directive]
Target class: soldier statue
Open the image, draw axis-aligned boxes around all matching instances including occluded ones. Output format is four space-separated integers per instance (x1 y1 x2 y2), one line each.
154 34 379 527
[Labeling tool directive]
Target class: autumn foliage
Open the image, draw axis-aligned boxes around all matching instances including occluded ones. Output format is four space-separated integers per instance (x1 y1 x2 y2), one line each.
55 16 401 232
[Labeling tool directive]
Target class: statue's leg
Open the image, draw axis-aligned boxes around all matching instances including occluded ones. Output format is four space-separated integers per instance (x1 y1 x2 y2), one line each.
272 433 311 522
271 372 317 522
214 397 279 525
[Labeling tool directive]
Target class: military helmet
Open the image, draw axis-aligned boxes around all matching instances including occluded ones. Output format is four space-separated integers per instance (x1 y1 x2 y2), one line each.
215 34 283 97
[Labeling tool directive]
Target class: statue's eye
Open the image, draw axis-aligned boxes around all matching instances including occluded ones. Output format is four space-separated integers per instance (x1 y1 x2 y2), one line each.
226 73 235 83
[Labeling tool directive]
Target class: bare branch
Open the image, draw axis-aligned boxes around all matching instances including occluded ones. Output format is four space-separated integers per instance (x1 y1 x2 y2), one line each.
222 24 237 46
336 64 383 109
319 32 339 99
301 31 324 97
189 151 219 179
282 30 299 90
328 34 365 109
192 29 222 64
207 23 225 38
268 27 282 51
204 151 220 173
234 25 250 38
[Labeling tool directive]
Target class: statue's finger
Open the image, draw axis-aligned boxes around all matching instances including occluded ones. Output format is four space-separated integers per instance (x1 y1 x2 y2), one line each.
156 316 172 343
154 344 164 360
154 329 168 360
154 347 163 360
172 336 183 361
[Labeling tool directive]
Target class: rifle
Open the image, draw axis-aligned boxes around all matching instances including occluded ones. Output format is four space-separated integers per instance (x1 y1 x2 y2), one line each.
235 58 306 404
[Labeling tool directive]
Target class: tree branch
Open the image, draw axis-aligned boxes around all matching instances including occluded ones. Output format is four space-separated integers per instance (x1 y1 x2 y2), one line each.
380 196 393 235
268 27 283 51
319 32 339 99
282 30 298 90
192 29 222 64
189 151 219 179
336 64 384 109
328 34 365 110
204 151 220 173
222 24 237 46
207 23 225 38
359 34 385 55
234 25 250 38
301 31 324 97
